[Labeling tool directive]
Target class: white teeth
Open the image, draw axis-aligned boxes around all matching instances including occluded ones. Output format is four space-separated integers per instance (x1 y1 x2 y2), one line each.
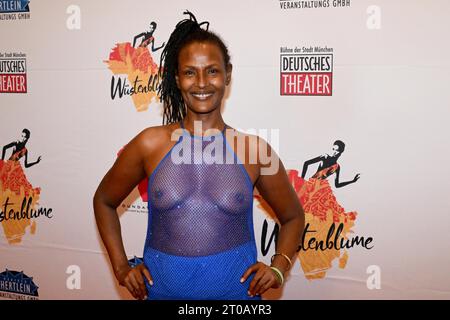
192 93 213 98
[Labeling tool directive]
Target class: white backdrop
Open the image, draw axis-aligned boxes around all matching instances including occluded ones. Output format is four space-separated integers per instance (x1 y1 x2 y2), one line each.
1 0 450 300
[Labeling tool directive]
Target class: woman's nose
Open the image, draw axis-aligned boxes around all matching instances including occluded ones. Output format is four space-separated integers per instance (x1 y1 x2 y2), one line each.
196 72 207 87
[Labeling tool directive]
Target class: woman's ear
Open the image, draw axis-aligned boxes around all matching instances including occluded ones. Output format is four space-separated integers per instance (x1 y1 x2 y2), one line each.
226 63 233 85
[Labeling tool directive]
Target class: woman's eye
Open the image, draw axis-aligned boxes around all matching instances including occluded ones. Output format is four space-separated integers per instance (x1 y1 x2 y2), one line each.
208 69 218 75
184 70 194 76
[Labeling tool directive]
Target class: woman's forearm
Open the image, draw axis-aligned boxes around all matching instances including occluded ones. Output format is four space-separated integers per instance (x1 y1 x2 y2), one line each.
93 197 129 276
271 212 305 274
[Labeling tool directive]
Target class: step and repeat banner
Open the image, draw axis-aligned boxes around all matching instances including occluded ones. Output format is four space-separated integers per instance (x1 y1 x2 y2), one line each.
1 0 449 300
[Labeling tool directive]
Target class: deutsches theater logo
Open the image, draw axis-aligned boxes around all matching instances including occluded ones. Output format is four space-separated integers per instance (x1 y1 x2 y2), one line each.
0 0 30 20
0 52 27 93
280 46 333 96
0 269 39 300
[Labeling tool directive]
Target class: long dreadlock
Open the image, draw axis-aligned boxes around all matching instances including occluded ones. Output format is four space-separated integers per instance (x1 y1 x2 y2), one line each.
158 10 231 124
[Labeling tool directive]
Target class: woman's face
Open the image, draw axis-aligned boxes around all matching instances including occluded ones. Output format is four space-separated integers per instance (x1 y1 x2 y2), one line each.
176 41 231 115
20 132 28 143
331 144 341 157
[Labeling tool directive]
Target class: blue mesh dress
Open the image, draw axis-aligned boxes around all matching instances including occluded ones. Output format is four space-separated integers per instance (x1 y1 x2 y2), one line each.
143 121 260 300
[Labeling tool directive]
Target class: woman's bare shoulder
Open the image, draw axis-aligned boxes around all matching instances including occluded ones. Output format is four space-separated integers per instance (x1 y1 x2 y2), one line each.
134 123 180 154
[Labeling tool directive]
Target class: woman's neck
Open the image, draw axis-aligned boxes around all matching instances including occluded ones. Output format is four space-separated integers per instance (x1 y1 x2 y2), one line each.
182 111 226 134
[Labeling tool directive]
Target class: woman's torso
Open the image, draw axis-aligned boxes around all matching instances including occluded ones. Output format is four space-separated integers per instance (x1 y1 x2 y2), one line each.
9 144 26 161
144 122 259 256
140 123 261 299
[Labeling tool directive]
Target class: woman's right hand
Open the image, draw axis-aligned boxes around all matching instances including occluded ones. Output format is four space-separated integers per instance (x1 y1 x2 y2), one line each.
115 264 153 300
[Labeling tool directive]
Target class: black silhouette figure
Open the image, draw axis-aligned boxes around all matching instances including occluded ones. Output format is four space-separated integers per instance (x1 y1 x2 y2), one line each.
132 21 165 51
2 129 41 168
301 140 360 188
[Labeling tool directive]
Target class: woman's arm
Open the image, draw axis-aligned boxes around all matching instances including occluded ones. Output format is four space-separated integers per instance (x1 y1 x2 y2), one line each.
151 39 165 52
93 129 153 299
24 150 41 168
132 32 145 48
301 156 322 179
334 165 360 188
2 142 15 160
242 137 305 297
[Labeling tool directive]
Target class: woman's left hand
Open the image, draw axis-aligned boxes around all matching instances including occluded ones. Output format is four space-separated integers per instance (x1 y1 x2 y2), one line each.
241 262 282 297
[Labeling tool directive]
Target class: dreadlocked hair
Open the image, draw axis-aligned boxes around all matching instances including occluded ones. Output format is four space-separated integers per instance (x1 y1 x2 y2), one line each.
158 10 231 124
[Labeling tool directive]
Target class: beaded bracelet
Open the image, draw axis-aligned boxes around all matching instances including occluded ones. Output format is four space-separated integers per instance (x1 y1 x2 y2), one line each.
270 266 284 286
271 253 293 270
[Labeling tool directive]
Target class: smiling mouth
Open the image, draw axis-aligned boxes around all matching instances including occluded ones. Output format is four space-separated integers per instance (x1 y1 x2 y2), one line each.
191 92 214 100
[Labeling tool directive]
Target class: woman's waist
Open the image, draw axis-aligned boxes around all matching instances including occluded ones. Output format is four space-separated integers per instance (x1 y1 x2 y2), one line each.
146 228 255 256
144 239 257 261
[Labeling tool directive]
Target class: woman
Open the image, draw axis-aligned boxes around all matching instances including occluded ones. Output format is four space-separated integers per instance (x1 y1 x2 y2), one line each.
1 129 42 244
132 21 165 50
1 128 42 196
109 21 165 76
301 140 360 186
94 11 304 300
1 129 41 168
287 140 360 278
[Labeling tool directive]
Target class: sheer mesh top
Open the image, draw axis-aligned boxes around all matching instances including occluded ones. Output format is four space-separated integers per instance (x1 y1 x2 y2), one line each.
145 122 255 257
